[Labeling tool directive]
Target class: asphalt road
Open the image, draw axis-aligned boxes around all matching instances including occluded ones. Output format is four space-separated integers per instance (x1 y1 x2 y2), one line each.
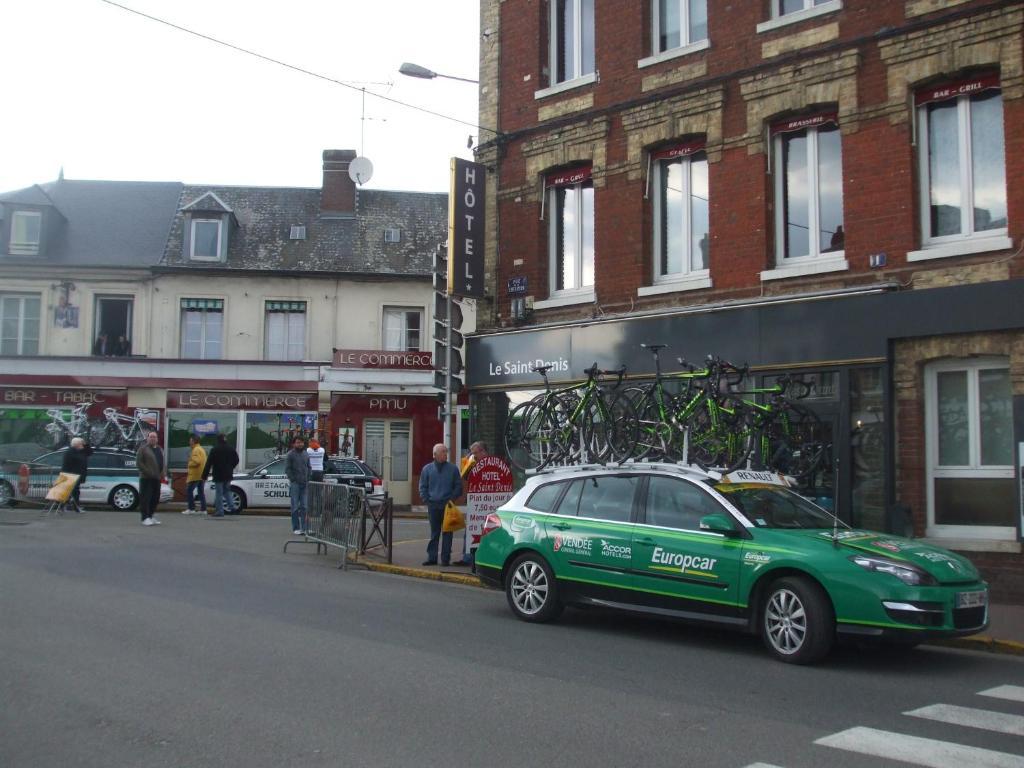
1 510 1022 768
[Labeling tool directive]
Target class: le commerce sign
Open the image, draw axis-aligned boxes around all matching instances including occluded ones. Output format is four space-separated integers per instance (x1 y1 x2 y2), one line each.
167 391 318 411
332 349 433 370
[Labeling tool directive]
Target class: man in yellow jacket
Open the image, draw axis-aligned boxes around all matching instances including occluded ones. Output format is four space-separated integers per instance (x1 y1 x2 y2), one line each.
185 434 208 515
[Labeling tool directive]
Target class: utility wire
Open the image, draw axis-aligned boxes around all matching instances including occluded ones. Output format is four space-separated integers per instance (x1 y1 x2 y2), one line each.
96 0 495 136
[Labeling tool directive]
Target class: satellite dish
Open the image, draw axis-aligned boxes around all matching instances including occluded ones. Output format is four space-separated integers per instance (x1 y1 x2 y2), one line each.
348 156 374 186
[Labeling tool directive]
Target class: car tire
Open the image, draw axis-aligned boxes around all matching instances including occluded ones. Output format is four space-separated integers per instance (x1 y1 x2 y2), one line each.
761 576 834 665
505 553 563 623
109 485 139 511
0 480 14 507
230 488 246 513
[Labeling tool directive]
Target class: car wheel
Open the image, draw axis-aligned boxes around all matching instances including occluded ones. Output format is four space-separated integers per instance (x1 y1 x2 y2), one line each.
230 488 246 513
0 480 14 507
505 553 563 623
761 576 834 664
109 485 139 511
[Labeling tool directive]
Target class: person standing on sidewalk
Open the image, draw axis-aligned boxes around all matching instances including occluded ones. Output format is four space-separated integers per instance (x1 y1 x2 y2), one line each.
61 437 92 513
418 443 463 566
204 434 239 517
453 440 489 566
136 431 164 526
286 436 311 535
185 435 208 515
306 436 325 482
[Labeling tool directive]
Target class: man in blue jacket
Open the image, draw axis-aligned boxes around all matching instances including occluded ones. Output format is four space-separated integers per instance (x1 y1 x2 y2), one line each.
418 443 463 566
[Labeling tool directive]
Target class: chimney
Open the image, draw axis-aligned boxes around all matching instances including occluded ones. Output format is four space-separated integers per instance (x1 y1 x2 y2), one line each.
320 149 357 216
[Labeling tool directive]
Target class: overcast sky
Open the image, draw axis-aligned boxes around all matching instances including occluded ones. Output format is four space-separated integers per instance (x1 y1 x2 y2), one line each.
0 0 481 194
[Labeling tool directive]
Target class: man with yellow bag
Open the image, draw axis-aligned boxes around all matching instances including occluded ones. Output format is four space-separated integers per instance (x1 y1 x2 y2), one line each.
417 443 464 566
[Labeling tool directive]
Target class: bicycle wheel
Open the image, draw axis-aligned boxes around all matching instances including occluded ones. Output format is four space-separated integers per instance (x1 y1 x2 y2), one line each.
623 387 671 461
504 401 545 471
684 405 730 470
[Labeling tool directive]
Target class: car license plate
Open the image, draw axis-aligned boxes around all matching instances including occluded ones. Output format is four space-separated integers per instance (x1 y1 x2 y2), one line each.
956 590 987 609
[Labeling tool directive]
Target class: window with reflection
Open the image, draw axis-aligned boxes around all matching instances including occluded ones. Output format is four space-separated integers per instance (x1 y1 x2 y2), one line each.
773 116 844 262
551 0 594 85
917 76 1007 244
653 0 707 54
547 167 594 295
652 144 709 282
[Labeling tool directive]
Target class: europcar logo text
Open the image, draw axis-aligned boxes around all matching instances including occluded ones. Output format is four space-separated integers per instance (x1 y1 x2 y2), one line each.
649 546 718 578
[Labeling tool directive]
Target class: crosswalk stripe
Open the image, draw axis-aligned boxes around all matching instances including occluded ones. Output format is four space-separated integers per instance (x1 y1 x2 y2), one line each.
906 704 1024 736
815 726 1024 768
980 686 1024 704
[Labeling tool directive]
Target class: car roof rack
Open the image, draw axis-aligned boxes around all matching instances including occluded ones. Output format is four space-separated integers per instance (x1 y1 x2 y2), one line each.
525 460 720 482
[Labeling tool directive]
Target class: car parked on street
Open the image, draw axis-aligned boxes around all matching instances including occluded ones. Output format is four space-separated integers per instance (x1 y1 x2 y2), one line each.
206 455 383 512
0 447 173 511
475 463 989 664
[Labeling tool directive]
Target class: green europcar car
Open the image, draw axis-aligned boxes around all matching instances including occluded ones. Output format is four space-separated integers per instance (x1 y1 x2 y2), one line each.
475 464 988 664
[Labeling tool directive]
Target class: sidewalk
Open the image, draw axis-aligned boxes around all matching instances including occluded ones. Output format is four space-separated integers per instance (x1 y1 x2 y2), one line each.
358 517 1024 656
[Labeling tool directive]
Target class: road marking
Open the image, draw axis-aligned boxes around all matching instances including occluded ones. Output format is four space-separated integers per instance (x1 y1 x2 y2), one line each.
980 686 1024 704
906 704 1024 736
742 764 786 768
815 727 1024 768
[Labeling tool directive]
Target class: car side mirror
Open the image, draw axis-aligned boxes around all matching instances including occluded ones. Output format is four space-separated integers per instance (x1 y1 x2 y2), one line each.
257 470 268 477
700 513 740 537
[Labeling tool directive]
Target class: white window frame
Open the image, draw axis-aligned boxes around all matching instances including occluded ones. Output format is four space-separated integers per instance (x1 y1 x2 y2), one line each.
190 218 223 261
263 301 307 361
383 227 402 243
549 0 594 87
382 306 423 352
179 300 224 360
9 210 42 256
644 153 711 294
0 293 41 355
912 89 1008 258
765 124 847 279
924 357 1015 541
548 182 595 299
649 0 708 56
757 0 841 33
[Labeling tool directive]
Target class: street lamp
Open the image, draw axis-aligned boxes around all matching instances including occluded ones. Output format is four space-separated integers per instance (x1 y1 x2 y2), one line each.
399 62 478 85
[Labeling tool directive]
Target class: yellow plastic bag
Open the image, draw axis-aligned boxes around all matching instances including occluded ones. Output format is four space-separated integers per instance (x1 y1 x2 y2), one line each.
442 500 465 533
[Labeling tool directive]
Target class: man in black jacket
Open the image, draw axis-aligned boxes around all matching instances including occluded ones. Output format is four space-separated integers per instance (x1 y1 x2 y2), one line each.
203 434 239 517
61 437 92 513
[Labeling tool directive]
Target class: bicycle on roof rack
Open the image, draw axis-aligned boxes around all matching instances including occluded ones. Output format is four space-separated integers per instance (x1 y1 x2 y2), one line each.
503 363 638 471
44 403 91 448
89 408 156 450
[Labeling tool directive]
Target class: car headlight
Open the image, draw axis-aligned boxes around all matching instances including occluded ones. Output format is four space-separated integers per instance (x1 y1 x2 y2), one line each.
849 555 937 586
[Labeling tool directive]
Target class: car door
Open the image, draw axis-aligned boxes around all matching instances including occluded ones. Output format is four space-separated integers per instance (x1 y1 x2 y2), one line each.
631 475 744 619
251 459 290 507
79 452 118 502
541 474 640 601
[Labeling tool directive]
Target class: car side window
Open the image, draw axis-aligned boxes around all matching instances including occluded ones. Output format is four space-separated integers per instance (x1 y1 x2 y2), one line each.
577 475 639 523
262 460 285 475
40 453 63 467
645 476 722 530
526 481 565 512
89 454 117 469
338 461 361 474
554 479 584 516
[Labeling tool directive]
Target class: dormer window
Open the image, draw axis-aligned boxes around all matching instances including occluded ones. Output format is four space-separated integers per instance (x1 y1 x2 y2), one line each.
384 227 402 243
190 218 222 261
9 210 42 256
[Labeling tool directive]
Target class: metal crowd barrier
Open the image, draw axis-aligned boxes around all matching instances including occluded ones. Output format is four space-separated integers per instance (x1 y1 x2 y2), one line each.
0 460 62 509
283 481 364 570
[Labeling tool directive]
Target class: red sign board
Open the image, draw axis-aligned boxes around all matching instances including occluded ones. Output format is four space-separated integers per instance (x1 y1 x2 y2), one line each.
332 349 433 370
915 74 999 106
771 112 838 135
547 165 592 188
651 140 706 161
0 387 127 416
167 391 318 411
465 455 515 549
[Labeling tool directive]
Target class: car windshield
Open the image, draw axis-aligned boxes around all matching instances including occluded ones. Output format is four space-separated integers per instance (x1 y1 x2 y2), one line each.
714 483 842 530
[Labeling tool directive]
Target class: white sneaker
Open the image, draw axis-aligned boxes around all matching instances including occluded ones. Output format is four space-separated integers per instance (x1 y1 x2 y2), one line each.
151 517 162 525
142 518 155 526
293 529 303 535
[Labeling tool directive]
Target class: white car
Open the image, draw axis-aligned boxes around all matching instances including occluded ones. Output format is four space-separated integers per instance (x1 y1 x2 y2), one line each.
206 456 383 512
1 447 173 511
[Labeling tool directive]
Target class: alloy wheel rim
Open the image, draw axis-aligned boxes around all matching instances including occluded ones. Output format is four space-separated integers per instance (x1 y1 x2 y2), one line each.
113 488 135 510
511 561 549 615
765 588 807 655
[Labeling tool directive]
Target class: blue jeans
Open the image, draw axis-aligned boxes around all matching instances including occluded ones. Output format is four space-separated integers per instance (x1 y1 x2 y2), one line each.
213 481 234 516
187 480 207 511
290 481 307 532
427 505 453 564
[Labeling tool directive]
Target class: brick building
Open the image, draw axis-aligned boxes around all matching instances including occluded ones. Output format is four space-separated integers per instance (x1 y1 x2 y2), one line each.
465 0 1023 597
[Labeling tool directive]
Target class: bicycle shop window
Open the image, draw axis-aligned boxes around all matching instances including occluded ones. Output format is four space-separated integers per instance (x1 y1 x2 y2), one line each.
651 141 709 287
167 411 239 468
264 301 306 361
0 292 40 355
549 0 595 87
180 299 223 360
546 166 594 298
925 357 1014 540
913 75 1008 259
771 112 845 268
383 306 422 352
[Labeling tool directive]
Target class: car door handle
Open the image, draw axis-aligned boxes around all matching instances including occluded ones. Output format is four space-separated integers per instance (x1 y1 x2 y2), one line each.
635 536 656 547
550 522 572 530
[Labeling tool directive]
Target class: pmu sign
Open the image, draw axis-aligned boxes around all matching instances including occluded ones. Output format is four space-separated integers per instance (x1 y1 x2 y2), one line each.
448 157 486 298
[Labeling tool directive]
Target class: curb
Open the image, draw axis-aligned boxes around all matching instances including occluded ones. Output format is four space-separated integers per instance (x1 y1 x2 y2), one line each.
356 559 1024 657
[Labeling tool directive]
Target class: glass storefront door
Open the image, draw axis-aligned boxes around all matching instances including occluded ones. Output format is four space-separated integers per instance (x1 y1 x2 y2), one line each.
364 419 413 504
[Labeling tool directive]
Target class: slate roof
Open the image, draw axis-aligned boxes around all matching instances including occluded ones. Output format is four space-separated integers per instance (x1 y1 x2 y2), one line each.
160 185 447 275
0 179 183 268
